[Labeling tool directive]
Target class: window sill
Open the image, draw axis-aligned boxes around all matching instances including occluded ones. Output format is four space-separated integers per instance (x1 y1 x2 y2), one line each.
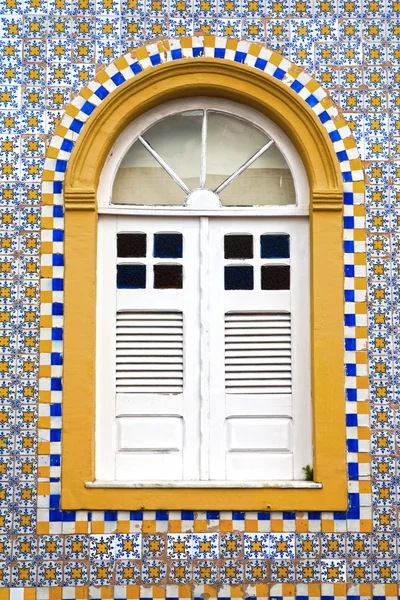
86 480 322 489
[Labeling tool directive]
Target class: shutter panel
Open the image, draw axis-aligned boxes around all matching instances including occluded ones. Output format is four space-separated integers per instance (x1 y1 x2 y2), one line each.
97 216 201 482
208 217 311 481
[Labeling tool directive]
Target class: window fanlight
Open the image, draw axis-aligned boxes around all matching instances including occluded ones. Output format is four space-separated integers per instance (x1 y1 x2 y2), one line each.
111 109 296 208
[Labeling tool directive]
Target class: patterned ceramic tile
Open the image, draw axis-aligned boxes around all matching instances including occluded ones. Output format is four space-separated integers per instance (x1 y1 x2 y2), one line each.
0 0 393 583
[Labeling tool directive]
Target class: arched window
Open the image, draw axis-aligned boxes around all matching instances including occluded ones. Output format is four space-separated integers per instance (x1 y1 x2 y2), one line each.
95 98 312 484
59 57 346 510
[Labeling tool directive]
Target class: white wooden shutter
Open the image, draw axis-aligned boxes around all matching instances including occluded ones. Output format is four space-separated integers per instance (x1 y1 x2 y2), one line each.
96 216 201 482
97 213 311 484
208 217 311 481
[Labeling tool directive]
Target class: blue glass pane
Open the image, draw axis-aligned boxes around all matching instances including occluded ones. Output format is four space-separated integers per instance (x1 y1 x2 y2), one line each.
154 233 183 258
117 264 146 289
260 234 290 258
225 266 254 290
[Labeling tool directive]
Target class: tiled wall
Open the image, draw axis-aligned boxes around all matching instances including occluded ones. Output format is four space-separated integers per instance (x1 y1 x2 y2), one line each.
0 0 398 595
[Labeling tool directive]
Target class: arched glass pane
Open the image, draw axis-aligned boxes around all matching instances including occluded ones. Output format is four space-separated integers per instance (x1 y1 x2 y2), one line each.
219 143 295 206
142 111 203 190
112 140 186 205
111 107 296 206
205 111 270 190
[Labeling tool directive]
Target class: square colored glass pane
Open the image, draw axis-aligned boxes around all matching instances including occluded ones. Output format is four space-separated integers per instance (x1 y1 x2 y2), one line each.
261 265 290 290
260 234 290 259
117 233 147 257
225 266 254 290
224 234 254 259
117 264 146 289
154 233 183 258
153 264 183 288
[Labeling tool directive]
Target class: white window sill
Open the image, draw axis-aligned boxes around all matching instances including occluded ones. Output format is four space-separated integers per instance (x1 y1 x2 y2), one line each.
86 480 322 489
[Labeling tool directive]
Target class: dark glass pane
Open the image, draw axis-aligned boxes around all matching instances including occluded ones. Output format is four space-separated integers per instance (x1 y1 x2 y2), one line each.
117 233 146 257
154 233 183 258
260 234 290 259
154 264 183 288
224 234 253 259
117 264 146 289
261 265 290 290
225 266 254 290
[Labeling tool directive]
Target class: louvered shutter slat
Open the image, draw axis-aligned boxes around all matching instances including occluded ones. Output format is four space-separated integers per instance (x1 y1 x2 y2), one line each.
225 311 292 394
225 365 291 372
116 350 183 358
117 327 183 334
227 357 291 364
116 310 184 394
116 363 183 370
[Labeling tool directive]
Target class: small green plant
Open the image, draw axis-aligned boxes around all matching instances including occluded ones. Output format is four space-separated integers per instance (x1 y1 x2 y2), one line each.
302 464 314 481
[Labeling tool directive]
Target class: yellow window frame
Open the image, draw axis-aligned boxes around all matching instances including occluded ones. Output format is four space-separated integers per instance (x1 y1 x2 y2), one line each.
57 58 347 510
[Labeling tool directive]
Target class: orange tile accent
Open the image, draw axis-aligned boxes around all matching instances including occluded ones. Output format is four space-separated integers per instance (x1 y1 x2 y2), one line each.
271 520 284 532
282 583 295 596
39 391 52 404
37 522 50 534
143 520 156 533
244 520 259 532
74 521 90 533
358 452 370 463
354 253 367 265
230 585 244 597
38 416 51 429
226 38 239 50
193 520 208 532
353 229 366 241
333 583 346 594
359 584 372 595
356 401 369 413
255 584 269 597
125 586 140 600
295 519 309 532
308 583 321 596
117 520 131 533
321 520 334 532
358 427 371 440
353 205 366 217
169 520 182 533
355 302 367 315
220 520 233 532
269 52 283 67
38 466 51 478
38 441 51 455
204 585 218 598
385 584 398 595
360 519 373 532
180 37 194 48
359 481 372 493
38 481 50 495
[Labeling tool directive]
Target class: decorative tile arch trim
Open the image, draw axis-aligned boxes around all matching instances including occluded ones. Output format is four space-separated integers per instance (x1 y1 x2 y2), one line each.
40 36 367 511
